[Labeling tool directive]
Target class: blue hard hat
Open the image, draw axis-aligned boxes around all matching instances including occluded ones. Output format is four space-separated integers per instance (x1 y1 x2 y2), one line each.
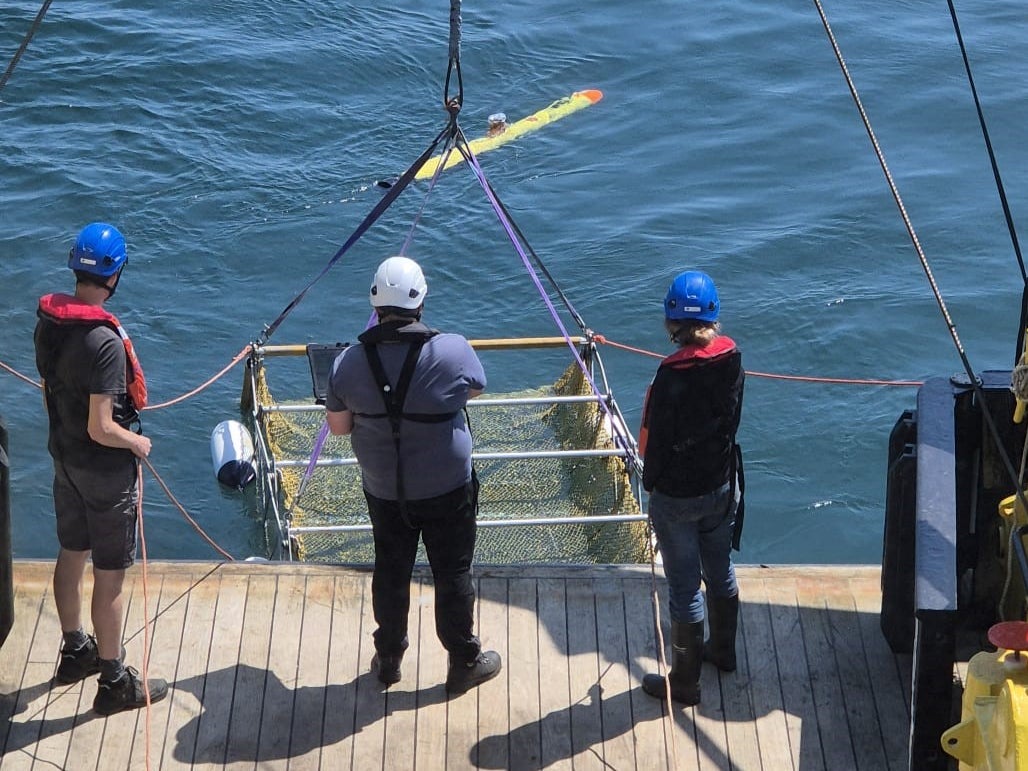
68 222 127 276
664 270 719 321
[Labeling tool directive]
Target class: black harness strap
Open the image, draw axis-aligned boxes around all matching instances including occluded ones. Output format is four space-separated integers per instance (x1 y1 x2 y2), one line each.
730 443 745 551
364 339 453 528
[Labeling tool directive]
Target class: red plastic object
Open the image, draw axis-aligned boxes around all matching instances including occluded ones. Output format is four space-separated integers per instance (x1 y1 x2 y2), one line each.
988 621 1028 652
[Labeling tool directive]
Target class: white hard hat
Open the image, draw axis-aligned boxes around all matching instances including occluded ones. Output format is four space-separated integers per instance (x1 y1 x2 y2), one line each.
370 256 428 310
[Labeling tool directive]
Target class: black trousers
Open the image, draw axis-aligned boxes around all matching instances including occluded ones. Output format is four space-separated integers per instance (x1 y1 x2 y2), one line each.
364 479 480 663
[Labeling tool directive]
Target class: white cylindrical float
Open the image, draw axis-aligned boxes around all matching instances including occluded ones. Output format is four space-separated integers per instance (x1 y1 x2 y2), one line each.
210 419 256 489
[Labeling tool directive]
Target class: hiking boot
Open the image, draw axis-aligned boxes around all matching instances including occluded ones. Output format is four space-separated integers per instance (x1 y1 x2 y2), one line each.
372 653 403 685
93 667 168 716
445 650 502 695
55 635 101 684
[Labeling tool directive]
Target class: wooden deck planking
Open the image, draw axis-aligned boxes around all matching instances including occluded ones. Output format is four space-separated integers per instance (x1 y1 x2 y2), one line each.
851 574 911 770
320 573 365 770
621 575 672 770
22 584 58 770
383 575 419 771
475 576 510 770
291 573 334 771
351 569 386 771
191 571 247 770
593 577 636 770
505 576 542 770
765 573 822 770
0 561 915 771
535 576 573 770
0 577 40 768
824 580 890 770
445 580 479 771
798 575 860 770
127 569 164 767
412 577 448 771
565 577 604 769
165 569 219 766
227 568 275 765
744 576 796 771
714 582 758 771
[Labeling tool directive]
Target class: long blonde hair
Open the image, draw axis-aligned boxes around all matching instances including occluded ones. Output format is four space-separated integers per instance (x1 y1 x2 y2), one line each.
665 318 720 347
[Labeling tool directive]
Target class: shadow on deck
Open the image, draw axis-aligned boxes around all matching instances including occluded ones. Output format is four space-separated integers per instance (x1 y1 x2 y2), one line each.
0 561 910 770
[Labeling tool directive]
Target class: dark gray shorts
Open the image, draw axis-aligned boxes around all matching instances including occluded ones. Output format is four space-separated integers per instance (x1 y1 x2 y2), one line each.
53 459 138 570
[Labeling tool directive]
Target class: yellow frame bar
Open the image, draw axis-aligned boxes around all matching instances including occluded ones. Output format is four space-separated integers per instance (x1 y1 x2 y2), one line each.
256 336 588 357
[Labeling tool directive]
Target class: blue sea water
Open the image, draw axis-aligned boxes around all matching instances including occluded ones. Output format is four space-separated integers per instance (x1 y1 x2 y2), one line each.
2 0 1027 564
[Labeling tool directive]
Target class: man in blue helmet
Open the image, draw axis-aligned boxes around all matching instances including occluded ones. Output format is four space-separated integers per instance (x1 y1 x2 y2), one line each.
324 255 501 695
34 223 168 715
638 270 745 706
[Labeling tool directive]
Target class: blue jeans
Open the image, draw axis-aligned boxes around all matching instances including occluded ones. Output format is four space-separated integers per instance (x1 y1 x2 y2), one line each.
648 482 738 623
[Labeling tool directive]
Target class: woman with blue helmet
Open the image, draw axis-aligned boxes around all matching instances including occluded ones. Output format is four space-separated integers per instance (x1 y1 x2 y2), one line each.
639 270 745 705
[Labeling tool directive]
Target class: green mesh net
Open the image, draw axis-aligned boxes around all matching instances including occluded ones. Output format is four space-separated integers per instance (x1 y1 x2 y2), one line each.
246 344 648 564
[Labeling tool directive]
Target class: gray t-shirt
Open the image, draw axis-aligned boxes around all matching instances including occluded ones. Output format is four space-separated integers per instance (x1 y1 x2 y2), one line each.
34 319 135 468
325 331 486 500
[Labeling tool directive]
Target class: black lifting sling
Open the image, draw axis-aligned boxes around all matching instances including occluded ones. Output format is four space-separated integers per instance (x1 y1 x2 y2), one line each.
363 336 456 528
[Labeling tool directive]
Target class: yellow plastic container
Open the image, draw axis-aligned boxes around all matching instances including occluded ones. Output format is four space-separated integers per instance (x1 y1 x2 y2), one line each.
942 649 1028 769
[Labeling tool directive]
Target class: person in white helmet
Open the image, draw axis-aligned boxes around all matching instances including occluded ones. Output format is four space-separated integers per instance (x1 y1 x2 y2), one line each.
325 256 501 695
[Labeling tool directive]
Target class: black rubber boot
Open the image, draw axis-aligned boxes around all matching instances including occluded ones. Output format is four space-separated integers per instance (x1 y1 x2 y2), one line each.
703 594 739 672
642 620 705 705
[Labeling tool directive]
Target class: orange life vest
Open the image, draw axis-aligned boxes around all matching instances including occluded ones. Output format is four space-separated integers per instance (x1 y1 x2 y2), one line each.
37 293 149 410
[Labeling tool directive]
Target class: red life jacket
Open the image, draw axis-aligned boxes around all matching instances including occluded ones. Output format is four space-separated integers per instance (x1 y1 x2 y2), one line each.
658 335 737 370
37 293 149 410
638 335 737 457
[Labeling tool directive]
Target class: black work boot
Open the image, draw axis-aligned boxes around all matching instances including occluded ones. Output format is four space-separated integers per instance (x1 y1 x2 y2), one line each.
55 635 101 684
703 594 740 672
642 620 705 705
93 667 168 716
445 650 502 694
372 652 404 685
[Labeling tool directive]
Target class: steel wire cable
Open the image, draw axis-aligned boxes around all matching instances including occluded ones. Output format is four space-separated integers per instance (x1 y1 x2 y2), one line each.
946 0 1028 362
814 0 1028 543
0 0 53 95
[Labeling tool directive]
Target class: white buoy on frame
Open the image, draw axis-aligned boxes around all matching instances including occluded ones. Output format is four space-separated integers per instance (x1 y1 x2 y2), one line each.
210 419 256 489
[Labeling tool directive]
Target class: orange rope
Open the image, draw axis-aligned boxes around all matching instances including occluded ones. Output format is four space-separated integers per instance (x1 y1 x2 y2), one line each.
142 457 235 561
744 370 923 386
0 359 41 388
3 338 925 394
0 344 251 404
593 333 924 387
136 455 233 771
136 461 153 769
143 344 251 410
592 334 664 360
